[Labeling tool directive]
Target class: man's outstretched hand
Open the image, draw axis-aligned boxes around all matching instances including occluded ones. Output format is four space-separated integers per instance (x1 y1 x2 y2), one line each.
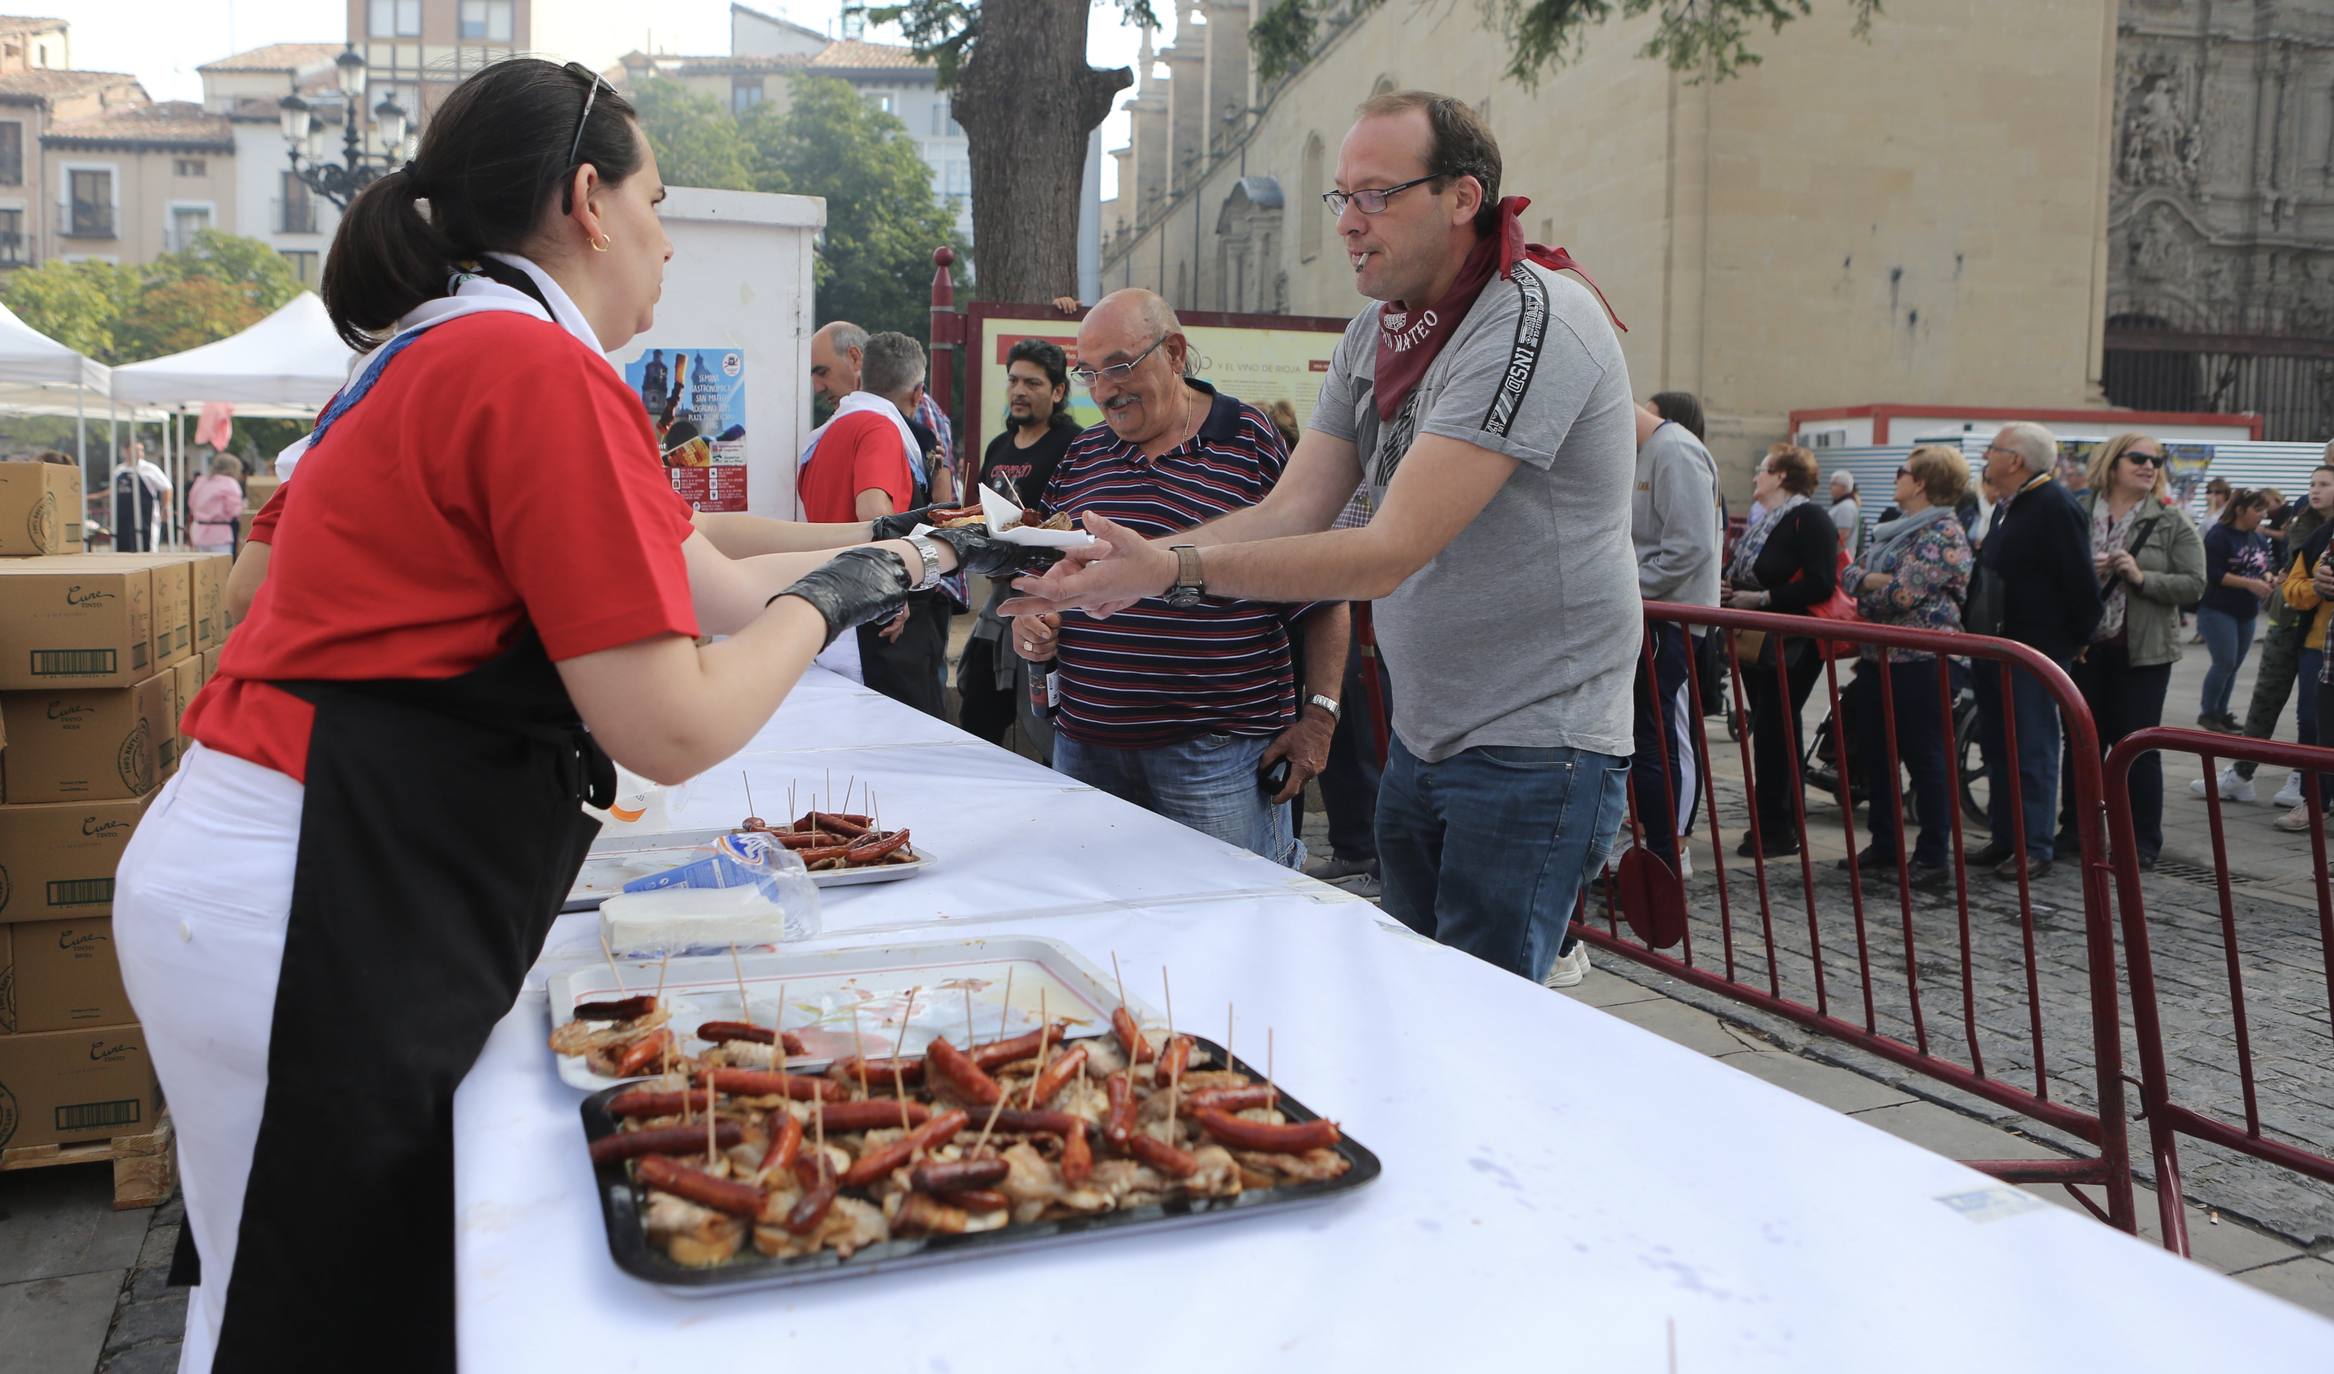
997 512 1175 620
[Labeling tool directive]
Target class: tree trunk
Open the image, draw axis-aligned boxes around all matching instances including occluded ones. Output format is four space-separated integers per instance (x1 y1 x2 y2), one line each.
951 0 1129 304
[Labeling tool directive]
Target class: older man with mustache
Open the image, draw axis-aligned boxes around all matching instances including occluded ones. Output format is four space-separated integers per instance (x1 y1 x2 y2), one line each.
1008 288 1348 867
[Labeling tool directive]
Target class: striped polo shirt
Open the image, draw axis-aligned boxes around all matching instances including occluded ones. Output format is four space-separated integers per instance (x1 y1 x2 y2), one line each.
1042 380 1318 749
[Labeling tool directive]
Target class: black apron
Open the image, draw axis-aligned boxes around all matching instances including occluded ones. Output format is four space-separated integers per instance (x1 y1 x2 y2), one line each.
201 628 612 1370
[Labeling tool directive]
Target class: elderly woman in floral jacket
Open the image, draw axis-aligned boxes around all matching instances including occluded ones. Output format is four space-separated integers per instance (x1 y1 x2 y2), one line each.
1838 445 1976 889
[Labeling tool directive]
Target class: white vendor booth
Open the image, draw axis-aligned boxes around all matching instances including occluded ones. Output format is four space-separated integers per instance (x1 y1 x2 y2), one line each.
451 668 2334 1372
605 187 824 523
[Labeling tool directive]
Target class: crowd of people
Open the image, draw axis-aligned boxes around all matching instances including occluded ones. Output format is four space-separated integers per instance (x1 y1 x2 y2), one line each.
786 92 2334 982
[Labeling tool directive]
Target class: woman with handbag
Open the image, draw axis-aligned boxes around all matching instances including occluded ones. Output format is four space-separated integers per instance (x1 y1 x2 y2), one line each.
2057 433 2205 869
1836 445 1975 888
1723 443 1838 857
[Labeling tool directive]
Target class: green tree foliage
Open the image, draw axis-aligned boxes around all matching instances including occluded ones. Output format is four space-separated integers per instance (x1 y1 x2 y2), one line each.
628 73 969 339
1255 0 1881 87
629 77 755 192
2 229 303 364
0 258 139 360
743 78 968 337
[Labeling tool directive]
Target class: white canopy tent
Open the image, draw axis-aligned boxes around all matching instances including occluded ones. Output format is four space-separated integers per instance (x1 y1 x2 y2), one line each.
0 297 110 473
110 292 349 410
107 292 351 547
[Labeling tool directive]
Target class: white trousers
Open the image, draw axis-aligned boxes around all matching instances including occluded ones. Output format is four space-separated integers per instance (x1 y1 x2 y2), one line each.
113 742 304 1374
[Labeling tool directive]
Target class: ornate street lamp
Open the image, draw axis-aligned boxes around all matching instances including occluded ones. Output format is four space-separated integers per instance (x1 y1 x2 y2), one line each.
280 45 412 209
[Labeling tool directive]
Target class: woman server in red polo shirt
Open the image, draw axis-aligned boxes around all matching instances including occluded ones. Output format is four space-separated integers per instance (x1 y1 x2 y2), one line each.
108 61 1034 1371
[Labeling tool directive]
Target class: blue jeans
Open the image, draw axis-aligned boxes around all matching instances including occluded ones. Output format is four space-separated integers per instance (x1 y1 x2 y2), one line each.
1974 657 2068 861
1376 736 1630 982
2196 607 2257 721
1052 729 1302 867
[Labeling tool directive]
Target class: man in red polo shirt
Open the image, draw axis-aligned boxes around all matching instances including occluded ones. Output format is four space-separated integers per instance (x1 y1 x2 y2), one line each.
800 327 946 714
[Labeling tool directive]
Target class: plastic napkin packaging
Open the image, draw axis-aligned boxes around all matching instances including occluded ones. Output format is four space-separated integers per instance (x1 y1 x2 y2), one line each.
600 831 822 956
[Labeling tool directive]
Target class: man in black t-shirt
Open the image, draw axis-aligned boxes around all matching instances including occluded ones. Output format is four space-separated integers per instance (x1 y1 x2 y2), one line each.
959 339 1079 747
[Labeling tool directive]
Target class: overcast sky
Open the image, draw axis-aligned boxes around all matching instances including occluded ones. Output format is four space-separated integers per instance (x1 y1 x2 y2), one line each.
50 0 1157 197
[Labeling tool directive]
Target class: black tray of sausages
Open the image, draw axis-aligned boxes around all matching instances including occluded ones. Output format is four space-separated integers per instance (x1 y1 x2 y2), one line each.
581 1034 1381 1294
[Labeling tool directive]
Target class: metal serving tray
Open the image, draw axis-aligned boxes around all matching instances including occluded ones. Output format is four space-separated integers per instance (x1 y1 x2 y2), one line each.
546 935 1150 1093
579 1035 1380 1295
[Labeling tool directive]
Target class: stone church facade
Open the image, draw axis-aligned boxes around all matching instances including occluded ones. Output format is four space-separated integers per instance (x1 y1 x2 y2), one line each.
1101 0 2331 474
2105 0 2334 440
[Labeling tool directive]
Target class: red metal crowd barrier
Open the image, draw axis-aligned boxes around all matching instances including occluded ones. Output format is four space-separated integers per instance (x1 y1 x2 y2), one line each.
2105 727 2334 1256
1578 602 2138 1231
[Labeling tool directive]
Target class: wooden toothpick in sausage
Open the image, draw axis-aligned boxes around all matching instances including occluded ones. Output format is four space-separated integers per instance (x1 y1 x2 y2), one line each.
695 1067 848 1103
589 1121 746 1165
635 1154 763 1217
922 1036 1004 1107
840 1108 969 1189
1191 1108 1341 1154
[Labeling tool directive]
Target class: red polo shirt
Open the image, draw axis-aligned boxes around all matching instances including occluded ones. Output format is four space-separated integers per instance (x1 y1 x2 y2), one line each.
188 312 699 781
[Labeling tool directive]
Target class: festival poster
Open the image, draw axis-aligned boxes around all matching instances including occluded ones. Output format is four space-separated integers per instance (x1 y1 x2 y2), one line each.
624 346 748 512
2163 442 2214 507
2055 439 2101 486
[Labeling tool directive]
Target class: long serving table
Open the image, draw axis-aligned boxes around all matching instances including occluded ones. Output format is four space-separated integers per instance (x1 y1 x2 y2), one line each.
454 669 2334 1370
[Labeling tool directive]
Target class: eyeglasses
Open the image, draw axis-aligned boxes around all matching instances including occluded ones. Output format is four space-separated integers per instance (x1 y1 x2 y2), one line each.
2123 452 2163 468
1895 466 1911 478
1068 333 1168 388
1320 175 1438 217
561 68 603 211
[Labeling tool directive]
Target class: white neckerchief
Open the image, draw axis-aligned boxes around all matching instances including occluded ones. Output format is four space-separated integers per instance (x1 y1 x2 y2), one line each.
797 391 917 476
275 252 605 479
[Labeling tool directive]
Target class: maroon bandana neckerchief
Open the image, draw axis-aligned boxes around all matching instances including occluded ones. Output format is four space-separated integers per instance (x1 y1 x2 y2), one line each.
1372 195 1626 422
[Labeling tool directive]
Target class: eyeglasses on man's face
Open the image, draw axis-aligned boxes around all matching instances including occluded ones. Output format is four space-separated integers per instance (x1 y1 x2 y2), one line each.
1068 333 1169 388
1321 175 1438 217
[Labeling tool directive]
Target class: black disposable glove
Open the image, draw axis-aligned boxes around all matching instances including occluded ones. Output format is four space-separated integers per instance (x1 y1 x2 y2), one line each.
770 547 913 647
924 523 1067 580
869 506 937 541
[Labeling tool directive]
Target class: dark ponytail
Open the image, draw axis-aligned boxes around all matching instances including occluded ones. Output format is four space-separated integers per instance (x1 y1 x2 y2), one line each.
320 58 642 351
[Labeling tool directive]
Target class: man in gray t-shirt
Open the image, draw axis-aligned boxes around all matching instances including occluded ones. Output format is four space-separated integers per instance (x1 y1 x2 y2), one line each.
1001 92 1639 985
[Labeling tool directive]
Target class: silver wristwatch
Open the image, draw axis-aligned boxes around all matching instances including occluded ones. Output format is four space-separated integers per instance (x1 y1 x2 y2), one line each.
902 531 945 592
1307 693 1341 720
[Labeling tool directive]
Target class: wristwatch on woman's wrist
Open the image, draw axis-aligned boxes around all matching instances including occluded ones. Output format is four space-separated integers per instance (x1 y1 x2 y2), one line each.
902 532 945 591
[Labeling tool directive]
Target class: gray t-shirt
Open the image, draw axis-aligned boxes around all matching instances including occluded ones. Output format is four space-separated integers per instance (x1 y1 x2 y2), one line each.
1830 496 1863 557
1309 262 1639 762
1635 420 1722 607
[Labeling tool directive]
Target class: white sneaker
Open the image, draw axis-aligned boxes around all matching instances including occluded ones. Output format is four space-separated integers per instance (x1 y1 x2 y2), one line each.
2273 773 2305 809
2276 804 2317 833
2190 767 2255 804
1544 942 1591 989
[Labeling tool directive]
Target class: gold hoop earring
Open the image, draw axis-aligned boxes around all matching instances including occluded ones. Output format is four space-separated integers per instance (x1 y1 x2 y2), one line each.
590 233 612 253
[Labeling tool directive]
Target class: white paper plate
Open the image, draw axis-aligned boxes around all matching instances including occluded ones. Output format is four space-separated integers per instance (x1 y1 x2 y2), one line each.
565 834 932 911
545 934 1158 1092
915 485 1098 549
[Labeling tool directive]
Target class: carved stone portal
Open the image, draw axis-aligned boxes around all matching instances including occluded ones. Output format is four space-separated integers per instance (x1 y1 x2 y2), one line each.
2117 53 2201 193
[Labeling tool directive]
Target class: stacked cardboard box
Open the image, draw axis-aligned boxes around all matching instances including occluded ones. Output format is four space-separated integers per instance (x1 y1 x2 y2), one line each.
0 542 223 1152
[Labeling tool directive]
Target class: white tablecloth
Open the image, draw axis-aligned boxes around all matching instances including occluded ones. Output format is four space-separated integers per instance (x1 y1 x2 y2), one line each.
455 674 2334 1370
